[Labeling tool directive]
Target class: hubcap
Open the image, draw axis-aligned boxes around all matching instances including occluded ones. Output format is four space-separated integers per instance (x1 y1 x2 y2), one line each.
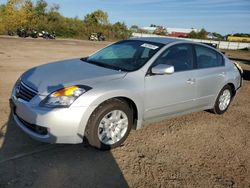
219 89 231 111
98 110 128 145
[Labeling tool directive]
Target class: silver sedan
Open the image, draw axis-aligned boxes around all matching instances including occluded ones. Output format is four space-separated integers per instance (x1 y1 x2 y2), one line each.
11 37 243 150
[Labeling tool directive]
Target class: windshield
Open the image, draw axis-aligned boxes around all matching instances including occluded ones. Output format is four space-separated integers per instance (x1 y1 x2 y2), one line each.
85 40 164 72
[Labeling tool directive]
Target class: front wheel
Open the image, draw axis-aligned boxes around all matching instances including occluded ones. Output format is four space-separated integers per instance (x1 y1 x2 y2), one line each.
212 85 233 114
85 99 133 150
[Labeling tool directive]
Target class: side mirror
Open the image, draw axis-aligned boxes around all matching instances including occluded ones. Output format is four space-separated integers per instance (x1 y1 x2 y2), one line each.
151 64 174 75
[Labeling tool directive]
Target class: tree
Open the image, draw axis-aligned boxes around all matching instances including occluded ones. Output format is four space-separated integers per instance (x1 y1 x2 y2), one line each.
131 25 139 29
187 28 207 39
0 4 6 33
34 0 48 30
3 0 22 32
187 31 197 38
112 22 131 39
130 25 139 32
35 0 47 15
233 33 250 37
20 0 36 30
45 4 64 35
84 9 108 25
153 26 167 35
0 0 131 40
198 28 207 39
212 32 223 39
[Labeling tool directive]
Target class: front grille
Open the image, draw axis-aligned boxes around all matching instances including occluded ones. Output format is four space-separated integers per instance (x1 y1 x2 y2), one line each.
16 114 48 135
16 81 37 102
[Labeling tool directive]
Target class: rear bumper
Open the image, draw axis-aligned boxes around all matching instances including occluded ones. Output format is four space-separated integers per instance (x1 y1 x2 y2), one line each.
233 62 243 90
11 97 91 144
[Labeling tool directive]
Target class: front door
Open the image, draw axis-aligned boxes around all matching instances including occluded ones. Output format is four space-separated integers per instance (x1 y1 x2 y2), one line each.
144 44 196 120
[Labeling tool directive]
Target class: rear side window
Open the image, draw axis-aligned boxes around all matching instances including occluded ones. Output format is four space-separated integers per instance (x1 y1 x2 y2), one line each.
153 44 194 72
195 45 224 69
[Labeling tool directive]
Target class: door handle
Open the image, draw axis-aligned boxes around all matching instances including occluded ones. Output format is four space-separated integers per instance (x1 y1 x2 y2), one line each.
186 78 195 84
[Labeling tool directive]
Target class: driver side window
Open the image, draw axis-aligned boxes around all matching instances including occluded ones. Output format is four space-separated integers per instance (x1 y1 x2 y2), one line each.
154 44 194 72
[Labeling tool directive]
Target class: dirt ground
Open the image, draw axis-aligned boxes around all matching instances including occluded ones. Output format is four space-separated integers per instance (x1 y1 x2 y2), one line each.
0 37 249 188
222 49 250 61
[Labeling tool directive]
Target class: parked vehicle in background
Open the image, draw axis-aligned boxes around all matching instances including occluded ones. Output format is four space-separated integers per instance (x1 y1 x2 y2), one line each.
7 30 15 36
38 32 43 37
11 37 242 150
42 31 56 39
30 30 38 38
16 28 38 38
17 28 29 38
89 32 105 41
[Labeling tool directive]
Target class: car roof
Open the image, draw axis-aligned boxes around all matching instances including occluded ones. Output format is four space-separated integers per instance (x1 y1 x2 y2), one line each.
128 37 223 54
129 37 184 45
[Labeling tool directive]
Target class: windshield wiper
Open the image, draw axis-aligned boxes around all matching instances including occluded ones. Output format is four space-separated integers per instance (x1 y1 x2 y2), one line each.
80 58 106 68
81 58 128 72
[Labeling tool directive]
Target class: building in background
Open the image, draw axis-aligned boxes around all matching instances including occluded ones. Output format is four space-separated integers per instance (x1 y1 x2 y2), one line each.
141 26 158 33
167 28 199 37
227 36 250 42
207 32 218 39
140 26 199 37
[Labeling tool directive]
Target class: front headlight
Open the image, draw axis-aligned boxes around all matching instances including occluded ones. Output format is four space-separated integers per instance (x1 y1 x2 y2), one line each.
41 85 91 108
12 78 21 95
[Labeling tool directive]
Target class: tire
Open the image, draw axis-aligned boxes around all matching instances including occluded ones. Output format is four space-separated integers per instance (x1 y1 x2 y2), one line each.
85 99 133 150
212 85 233 114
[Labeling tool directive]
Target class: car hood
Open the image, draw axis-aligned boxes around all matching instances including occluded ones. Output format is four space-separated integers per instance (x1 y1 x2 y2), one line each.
21 58 126 95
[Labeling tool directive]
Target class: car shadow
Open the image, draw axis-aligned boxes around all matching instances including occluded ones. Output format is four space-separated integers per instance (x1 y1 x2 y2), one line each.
243 69 250 81
239 60 250 79
0 107 129 188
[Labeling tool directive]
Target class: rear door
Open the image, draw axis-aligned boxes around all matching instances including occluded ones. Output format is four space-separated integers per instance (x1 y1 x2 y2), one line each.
193 45 226 107
144 44 197 120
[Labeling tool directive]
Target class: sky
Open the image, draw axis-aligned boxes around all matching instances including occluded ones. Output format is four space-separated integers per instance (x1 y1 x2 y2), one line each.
0 0 250 34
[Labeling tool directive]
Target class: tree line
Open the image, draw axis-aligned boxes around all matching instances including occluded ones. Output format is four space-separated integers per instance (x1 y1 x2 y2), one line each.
0 0 131 40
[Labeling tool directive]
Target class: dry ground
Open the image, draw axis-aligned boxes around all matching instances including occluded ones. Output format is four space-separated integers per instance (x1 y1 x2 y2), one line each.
0 37 250 188
222 49 250 61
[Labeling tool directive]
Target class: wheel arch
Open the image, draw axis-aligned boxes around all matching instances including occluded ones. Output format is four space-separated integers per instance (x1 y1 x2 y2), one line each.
115 97 139 129
227 83 236 97
92 96 141 130
211 82 237 113
79 92 144 136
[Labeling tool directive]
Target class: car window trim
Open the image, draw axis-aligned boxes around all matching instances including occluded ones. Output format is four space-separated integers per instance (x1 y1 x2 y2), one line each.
147 43 195 75
193 44 225 70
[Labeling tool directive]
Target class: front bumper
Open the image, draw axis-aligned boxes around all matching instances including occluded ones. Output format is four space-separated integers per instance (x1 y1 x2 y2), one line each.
11 96 91 144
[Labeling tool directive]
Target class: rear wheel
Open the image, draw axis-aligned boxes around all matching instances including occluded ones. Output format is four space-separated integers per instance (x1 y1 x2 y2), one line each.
85 99 133 150
212 85 232 114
